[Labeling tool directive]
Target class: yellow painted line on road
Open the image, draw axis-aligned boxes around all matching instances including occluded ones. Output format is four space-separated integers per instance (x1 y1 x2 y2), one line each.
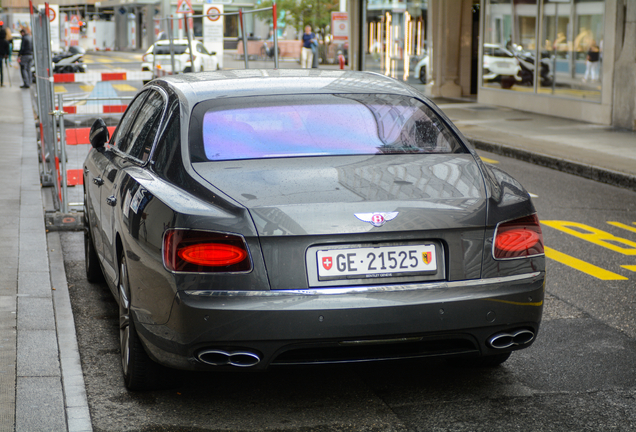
607 221 636 234
480 156 499 164
542 220 636 255
80 85 94 92
621 265 636 272
544 246 628 280
112 84 138 92
54 85 67 93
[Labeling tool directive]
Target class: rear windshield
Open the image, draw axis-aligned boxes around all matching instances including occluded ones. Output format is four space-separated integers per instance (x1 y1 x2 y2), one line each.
189 94 466 162
154 45 188 55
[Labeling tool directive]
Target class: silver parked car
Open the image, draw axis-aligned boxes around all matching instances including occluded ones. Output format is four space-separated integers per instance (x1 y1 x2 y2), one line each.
84 70 545 390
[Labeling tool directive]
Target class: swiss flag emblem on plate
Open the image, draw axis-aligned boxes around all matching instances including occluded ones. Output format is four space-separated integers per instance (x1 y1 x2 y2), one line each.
322 257 333 270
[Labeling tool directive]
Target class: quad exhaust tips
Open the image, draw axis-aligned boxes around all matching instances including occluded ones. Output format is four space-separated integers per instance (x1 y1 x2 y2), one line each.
197 349 261 367
488 329 535 349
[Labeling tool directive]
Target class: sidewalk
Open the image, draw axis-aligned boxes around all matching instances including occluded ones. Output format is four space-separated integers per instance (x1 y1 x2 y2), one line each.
0 64 91 432
0 60 634 431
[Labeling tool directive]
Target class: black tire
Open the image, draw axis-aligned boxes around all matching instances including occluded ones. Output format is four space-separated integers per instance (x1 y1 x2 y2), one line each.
119 254 157 391
84 191 104 283
419 67 427 84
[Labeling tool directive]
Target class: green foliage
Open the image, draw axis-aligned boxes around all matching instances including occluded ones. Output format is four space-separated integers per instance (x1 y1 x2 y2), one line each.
257 0 340 34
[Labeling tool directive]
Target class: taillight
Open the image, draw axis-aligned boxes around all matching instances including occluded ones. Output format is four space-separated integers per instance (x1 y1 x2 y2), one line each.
186 55 196 63
493 214 544 260
142 53 152 62
163 229 251 273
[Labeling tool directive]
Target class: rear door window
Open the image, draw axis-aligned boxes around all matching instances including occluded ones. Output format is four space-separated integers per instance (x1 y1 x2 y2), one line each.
110 91 149 152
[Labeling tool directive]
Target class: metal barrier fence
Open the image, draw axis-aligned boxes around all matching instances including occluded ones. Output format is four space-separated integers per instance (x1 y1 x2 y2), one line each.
53 94 133 213
151 4 278 80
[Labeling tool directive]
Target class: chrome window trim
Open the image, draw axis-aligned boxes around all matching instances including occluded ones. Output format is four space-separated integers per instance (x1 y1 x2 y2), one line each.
183 271 542 297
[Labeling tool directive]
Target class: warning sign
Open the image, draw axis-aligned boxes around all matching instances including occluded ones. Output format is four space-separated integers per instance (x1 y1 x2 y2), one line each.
176 0 193 14
331 12 348 42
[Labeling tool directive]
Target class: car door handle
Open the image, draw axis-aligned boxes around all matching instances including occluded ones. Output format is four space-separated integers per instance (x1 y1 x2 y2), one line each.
106 195 117 207
84 167 90 174
93 177 104 186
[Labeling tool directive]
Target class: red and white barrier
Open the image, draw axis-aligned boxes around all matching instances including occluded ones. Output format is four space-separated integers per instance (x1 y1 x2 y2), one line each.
61 105 128 115
65 126 117 145
53 71 153 83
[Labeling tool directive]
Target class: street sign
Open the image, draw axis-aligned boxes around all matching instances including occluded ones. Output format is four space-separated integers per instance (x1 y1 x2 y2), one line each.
176 0 194 14
204 4 224 68
331 11 348 42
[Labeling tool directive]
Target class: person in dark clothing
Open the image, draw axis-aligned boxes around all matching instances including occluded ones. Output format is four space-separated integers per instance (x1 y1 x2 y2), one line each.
18 28 33 89
0 28 9 87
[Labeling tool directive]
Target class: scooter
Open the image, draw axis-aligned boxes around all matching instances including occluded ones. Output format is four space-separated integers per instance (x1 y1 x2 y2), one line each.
513 48 553 87
260 41 279 60
52 46 87 74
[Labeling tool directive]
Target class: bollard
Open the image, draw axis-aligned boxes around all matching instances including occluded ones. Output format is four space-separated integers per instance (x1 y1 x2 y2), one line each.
338 54 345 70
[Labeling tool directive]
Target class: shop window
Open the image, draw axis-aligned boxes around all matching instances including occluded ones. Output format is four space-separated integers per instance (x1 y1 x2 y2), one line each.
483 0 604 102
364 2 428 86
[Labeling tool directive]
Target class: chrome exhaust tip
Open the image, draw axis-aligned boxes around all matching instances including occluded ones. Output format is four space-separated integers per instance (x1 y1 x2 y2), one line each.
488 329 535 349
197 349 261 367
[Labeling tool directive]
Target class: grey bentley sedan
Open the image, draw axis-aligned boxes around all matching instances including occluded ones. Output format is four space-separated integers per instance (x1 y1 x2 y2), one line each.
83 70 545 390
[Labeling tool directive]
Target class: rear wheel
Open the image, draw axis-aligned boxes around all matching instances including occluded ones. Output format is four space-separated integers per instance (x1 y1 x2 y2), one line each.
419 66 427 84
119 254 157 390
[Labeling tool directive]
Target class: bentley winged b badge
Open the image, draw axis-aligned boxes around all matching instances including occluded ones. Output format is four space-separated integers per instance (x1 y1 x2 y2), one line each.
354 212 399 227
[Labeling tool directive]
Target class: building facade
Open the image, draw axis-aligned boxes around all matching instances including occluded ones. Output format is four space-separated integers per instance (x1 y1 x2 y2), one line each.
349 0 636 130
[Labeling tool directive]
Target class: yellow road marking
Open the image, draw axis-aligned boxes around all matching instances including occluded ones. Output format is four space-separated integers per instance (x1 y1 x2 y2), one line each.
544 246 628 280
607 221 636 234
542 220 636 255
621 265 636 272
54 85 67 93
112 84 138 92
480 156 499 164
80 85 94 92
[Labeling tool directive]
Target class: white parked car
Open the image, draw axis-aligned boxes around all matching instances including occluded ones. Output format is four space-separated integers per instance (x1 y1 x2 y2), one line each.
482 43 521 82
141 39 219 80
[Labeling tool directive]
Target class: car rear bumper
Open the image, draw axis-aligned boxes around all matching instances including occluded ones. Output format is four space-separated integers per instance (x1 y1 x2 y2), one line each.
136 272 545 370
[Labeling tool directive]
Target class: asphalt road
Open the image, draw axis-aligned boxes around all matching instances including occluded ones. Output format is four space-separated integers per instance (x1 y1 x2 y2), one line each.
57 149 636 432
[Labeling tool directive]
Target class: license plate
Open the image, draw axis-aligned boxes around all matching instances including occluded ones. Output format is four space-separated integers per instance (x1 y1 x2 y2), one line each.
317 244 437 280
496 61 512 68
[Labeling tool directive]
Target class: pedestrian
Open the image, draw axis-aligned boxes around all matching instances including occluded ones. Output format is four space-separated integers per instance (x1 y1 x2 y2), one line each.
583 39 600 83
0 27 9 87
18 27 33 89
301 25 315 69
5 28 13 65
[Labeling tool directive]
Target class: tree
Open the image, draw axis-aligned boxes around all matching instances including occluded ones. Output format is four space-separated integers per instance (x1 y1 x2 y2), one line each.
256 0 340 35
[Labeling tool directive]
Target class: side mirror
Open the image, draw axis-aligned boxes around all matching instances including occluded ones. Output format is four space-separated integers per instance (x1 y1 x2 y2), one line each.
89 118 109 149
210 51 217 56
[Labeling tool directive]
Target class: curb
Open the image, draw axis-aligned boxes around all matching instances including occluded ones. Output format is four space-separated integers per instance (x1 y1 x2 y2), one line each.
48 232 93 432
467 136 636 193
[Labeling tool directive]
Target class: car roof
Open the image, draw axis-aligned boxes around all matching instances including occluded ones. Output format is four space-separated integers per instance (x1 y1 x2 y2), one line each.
155 39 198 45
153 70 424 105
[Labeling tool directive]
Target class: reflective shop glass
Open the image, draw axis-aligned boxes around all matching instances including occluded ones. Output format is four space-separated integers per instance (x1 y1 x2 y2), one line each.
483 0 604 102
189 94 466 162
364 1 428 85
